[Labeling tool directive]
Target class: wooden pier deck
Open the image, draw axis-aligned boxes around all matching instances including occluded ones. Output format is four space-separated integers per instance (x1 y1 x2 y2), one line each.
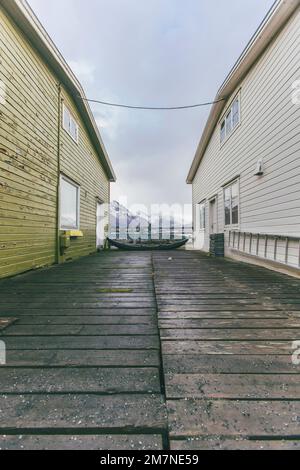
0 250 300 449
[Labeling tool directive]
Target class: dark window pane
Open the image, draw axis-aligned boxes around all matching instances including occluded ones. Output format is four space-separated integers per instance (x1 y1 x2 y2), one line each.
232 99 240 128
226 110 232 134
231 196 239 225
224 199 231 225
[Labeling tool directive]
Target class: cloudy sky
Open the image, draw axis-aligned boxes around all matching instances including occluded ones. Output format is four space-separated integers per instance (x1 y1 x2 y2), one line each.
28 0 274 212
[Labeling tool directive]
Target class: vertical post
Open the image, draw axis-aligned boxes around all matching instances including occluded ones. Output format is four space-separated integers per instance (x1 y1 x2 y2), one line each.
170 213 175 240
285 237 289 265
256 234 260 256
238 231 241 251
181 217 185 240
137 211 141 241
126 212 129 241
159 213 163 241
274 237 278 261
249 233 253 254
228 231 231 247
148 215 151 241
264 235 268 258
55 84 62 264
243 232 246 252
116 208 120 240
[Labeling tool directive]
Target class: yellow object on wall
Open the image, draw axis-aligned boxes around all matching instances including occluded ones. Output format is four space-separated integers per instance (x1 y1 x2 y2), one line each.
66 230 84 238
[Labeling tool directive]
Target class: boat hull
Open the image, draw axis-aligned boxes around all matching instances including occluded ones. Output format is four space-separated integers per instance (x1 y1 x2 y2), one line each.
107 238 189 251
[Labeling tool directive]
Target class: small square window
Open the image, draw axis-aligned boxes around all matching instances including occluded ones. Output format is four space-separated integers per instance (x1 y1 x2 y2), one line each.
62 104 79 143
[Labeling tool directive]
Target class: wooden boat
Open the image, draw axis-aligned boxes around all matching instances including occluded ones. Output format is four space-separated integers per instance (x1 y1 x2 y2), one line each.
108 238 189 251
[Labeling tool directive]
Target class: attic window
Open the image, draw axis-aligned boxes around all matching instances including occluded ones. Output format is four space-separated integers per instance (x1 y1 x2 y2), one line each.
63 104 79 143
220 95 240 144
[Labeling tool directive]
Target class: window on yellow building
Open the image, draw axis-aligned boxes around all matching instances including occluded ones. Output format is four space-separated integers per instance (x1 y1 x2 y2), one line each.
62 104 79 143
60 175 80 230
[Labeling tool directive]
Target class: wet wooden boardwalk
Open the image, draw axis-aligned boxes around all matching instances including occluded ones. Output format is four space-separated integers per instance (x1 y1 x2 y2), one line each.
0 250 300 449
0 252 166 450
153 251 300 450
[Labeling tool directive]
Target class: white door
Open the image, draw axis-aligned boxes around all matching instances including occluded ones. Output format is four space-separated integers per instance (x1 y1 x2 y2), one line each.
96 202 105 248
209 198 217 234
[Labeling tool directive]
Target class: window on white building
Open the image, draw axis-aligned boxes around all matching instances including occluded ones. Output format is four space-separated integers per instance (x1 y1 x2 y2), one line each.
60 175 80 230
232 98 240 128
62 104 79 143
220 95 240 143
224 180 239 226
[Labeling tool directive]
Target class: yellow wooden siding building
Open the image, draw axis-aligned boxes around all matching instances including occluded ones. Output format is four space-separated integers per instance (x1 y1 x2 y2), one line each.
0 0 116 278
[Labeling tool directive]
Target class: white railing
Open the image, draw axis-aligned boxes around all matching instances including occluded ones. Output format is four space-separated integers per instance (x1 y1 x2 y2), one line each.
228 231 300 269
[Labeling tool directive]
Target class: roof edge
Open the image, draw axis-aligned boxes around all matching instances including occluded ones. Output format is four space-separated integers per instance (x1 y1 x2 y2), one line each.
187 0 300 184
0 0 116 182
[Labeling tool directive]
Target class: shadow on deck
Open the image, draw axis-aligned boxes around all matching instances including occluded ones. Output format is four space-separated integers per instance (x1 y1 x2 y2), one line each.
0 250 300 449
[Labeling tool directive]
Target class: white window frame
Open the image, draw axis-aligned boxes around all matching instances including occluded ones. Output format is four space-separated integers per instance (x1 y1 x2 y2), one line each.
60 174 80 230
220 93 241 145
198 201 206 230
62 103 79 143
223 179 240 227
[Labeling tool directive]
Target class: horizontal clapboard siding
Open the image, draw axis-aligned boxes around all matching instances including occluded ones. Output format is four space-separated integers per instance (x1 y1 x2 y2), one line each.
0 6 110 278
0 6 58 278
59 92 109 263
193 8 300 267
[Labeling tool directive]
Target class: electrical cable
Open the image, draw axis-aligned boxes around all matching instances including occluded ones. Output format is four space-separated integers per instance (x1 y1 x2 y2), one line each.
78 96 225 110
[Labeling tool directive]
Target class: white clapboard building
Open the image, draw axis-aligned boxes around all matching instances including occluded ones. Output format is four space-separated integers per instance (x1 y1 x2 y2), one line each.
187 0 300 275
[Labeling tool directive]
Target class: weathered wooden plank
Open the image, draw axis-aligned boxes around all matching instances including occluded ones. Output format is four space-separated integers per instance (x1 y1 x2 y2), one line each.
168 399 300 437
158 299 270 305
3 336 159 350
163 354 300 374
3 324 157 336
0 368 160 394
5 350 160 367
159 318 300 328
0 394 167 430
11 315 156 325
161 340 293 355
171 438 300 450
0 302 156 309
160 328 300 340
166 374 300 399
158 305 290 312
0 309 156 316
0 293 155 301
0 434 163 450
158 311 291 319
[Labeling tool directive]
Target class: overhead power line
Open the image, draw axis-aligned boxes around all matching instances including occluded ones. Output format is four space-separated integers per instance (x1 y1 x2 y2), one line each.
78 96 225 110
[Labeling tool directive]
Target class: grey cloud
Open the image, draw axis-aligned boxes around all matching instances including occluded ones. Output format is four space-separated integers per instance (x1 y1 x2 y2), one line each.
28 0 274 207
